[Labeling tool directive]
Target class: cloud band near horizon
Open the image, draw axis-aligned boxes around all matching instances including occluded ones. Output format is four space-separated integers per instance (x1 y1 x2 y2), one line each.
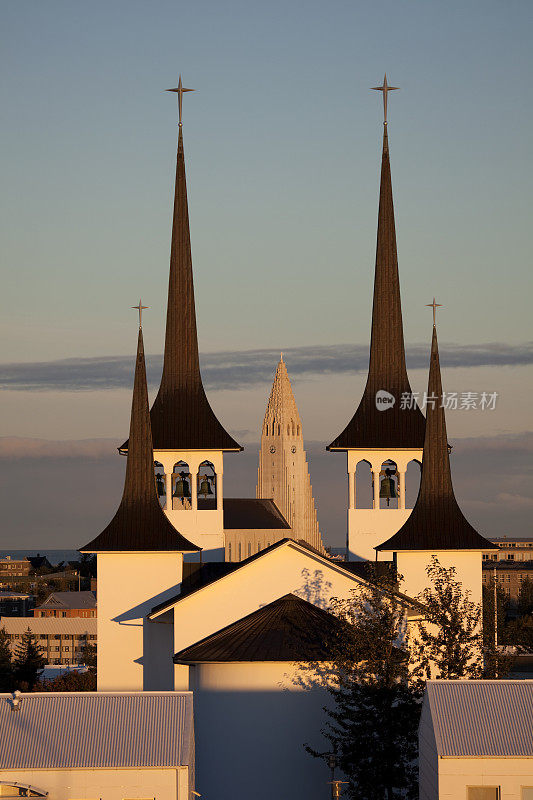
0 341 531 393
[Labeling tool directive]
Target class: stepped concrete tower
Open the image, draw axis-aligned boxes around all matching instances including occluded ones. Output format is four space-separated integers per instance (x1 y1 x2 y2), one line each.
377 318 497 603
257 356 324 553
327 76 425 562
121 78 242 561
82 313 198 692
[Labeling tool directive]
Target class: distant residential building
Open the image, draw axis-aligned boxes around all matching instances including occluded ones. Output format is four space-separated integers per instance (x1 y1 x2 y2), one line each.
26 554 53 572
483 536 533 562
0 557 30 578
0 592 35 617
482 560 533 600
0 692 194 800
419 680 533 800
34 590 96 618
0 617 96 665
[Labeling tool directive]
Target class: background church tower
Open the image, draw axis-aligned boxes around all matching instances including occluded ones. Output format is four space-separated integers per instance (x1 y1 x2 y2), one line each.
327 76 425 562
120 78 242 560
257 356 324 553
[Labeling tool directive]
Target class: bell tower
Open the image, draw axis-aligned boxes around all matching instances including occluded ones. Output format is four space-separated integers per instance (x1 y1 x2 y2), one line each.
120 78 242 561
376 319 497 605
327 76 425 561
257 356 324 553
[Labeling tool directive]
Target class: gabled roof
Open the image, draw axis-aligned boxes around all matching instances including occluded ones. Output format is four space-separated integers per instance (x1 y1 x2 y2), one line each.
377 326 494 552
425 680 533 757
223 498 290 530
0 692 194 768
37 591 96 610
81 328 198 553
328 125 425 451
174 593 349 663
121 126 241 453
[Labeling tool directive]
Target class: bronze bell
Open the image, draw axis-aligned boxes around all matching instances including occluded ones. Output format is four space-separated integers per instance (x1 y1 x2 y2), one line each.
155 473 165 497
173 471 191 498
198 474 213 496
379 469 397 506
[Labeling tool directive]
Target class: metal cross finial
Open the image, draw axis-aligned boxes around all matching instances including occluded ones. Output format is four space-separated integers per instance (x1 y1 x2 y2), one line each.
166 75 195 127
426 297 442 327
132 299 149 328
371 73 399 125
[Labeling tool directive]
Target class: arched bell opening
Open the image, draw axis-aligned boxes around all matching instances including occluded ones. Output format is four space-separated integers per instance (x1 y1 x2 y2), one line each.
154 461 166 508
172 460 192 510
355 459 373 509
406 459 422 509
379 459 399 509
197 460 217 510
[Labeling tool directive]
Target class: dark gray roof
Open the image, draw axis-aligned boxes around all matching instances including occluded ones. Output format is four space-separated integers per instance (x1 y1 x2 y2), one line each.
37 591 96 610
223 498 290 530
328 126 425 451
426 680 533 757
0 692 194 768
174 593 349 662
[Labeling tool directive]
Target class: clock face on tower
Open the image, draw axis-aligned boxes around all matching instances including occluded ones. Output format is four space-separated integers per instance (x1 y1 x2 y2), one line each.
270 446 276 454
291 446 296 453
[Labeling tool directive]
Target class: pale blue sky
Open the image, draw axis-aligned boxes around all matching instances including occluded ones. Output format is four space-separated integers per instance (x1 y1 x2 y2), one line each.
1 0 532 546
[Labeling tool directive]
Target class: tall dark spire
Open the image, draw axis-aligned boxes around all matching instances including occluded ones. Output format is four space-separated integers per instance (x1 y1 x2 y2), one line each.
328 117 425 450
377 324 491 552
148 117 242 451
82 325 198 552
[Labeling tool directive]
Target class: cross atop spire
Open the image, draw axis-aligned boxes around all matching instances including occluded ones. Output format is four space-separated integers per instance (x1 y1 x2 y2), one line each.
426 297 442 327
166 75 195 127
371 74 399 125
131 299 149 329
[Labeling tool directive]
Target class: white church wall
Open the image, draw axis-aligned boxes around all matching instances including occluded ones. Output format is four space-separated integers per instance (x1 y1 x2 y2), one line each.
0 768 188 800
170 543 369 666
396 550 483 608
189 661 333 800
97 552 183 691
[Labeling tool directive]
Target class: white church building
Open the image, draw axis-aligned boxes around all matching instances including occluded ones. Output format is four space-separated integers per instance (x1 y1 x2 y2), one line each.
1 77 498 800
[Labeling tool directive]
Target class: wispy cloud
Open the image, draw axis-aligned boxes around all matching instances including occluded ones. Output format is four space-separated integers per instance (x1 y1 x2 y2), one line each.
0 437 118 459
0 342 531 393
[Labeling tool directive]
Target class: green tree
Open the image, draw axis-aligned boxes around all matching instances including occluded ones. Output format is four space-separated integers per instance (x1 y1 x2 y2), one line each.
13 628 45 690
412 557 483 680
504 615 533 651
306 566 421 800
482 579 515 678
39 669 96 692
80 642 97 674
517 577 533 617
0 627 14 691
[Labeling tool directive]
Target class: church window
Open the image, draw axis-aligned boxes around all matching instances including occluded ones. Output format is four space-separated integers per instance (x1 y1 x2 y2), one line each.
154 461 166 508
278 424 281 435
297 425 300 435
355 460 373 509
228 543 232 561
238 543 242 561
467 789 499 800
287 424 290 435
248 542 252 557
379 459 399 509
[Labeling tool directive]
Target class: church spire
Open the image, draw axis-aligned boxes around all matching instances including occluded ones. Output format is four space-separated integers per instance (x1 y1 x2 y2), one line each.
377 320 491 552
328 81 425 450
82 319 198 552
257 357 324 553
125 81 241 453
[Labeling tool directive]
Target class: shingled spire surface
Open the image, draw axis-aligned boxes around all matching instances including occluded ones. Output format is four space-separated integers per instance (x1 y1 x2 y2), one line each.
328 126 425 450
377 326 491 551
81 328 198 552
149 127 241 451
